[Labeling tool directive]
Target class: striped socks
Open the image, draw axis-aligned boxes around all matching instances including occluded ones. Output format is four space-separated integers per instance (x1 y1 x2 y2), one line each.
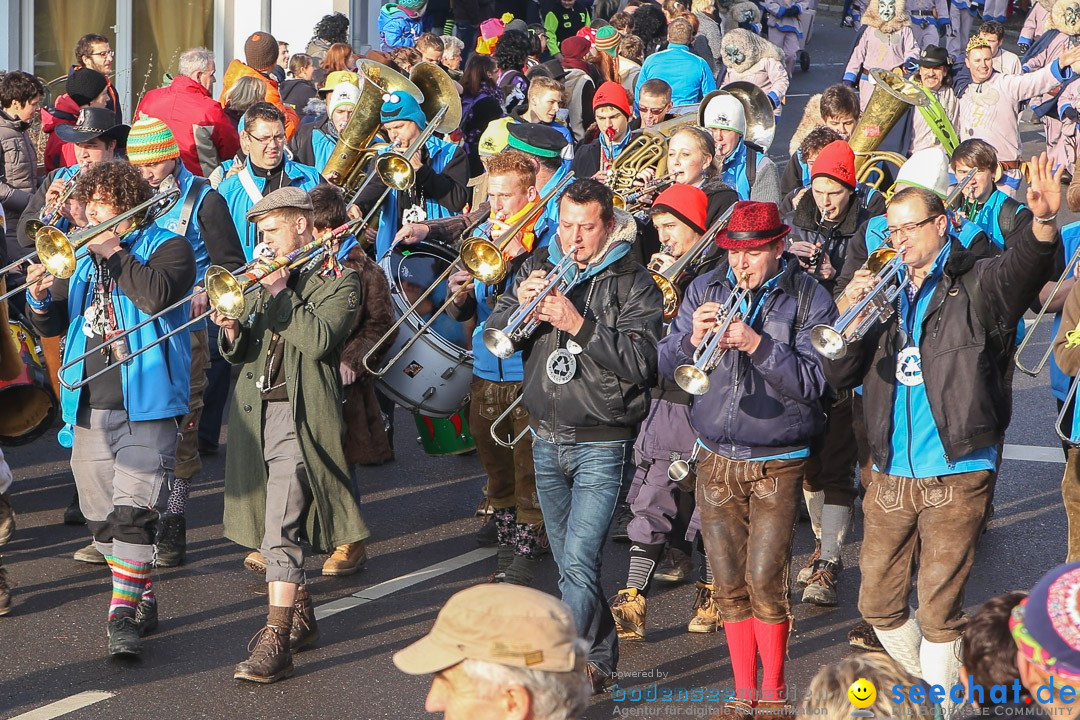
106 556 152 620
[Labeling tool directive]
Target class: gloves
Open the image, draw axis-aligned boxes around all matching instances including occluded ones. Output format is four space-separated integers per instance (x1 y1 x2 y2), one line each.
781 5 801 18
1063 106 1079 122
1018 42 1030 53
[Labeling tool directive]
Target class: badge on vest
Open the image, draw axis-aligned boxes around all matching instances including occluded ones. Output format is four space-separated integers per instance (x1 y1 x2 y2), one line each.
402 204 427 224
546 348 577 385
896 347 923 387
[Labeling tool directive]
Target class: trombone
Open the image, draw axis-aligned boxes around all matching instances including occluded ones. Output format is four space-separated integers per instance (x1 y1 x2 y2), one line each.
1 187 181 303
0 167 82 278
489 394 531 448
809 247 907 360
346 105 449 209
459 172 574 285
651 204 735 320
1014 240 1080 377
673 274 752 395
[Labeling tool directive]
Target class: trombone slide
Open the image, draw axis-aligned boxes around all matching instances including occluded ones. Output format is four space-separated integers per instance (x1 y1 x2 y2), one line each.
489 394 531 448
1015 240 1080 377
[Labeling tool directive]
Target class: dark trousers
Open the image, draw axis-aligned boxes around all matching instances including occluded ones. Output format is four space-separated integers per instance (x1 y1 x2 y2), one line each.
198 331 231 452
803 389 859 507
469 377 541 525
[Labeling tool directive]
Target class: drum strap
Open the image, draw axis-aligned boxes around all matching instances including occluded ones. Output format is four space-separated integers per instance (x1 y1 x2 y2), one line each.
176 178 209 237
238 167 263 205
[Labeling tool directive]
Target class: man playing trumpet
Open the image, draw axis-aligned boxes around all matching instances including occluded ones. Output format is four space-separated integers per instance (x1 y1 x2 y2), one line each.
657 200 837 715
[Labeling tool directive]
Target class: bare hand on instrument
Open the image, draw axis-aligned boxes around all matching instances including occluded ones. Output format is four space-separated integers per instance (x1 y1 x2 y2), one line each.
593 168 610 184
25 263 53 304
210 310 240 345
691 301 722 347
719 318 761 354
395 223 429 246
789 240 820 263
190 286 208 318
346 204 361 221
448 269 475 306
1026 151 1063 223
409 149 424 171
843 267 876 307
259 266 289 295
649 251 677 274
340 361 357 386
44 178 67 206
634 167 656 188
516 269 550 306
536 287 584 335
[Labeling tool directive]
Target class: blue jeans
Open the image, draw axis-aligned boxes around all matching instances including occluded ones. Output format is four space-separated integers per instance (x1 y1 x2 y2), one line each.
532 437 633 674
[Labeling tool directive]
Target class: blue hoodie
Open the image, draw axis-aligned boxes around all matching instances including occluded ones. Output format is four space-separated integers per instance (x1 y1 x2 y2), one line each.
379 3 422 51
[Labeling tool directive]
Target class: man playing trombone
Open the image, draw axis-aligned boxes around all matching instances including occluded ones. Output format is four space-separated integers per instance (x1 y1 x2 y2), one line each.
657 199 837 715
486 179 663 693
823 155 1064 717
24 160 196 659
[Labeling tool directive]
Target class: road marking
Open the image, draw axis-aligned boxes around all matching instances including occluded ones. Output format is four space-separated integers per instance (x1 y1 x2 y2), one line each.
9 691 114 720
1003 443 1066 464
315 547 496 621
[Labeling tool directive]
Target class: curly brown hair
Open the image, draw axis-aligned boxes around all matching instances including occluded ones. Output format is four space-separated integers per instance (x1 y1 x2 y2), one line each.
74 160 153 212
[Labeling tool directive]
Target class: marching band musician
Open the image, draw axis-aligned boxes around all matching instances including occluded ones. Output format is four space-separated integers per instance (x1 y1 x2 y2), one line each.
25 160 197 658
907 45 959 154
126 117 246 568
657 200 837 715
486 179 663 693
210 187 367 684
217 102 323 259
824 156 1064 716
667 126 740 226
444 151 549 587
571 81 638 182
354 90 469 259
632 79 675 131
842 0 919 111
779 127 844 212
288 80 359 172
951 139 1034 250
701 93 781 204
609 185 726 642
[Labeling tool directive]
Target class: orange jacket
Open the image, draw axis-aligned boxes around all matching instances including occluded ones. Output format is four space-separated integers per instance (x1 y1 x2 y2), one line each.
218 59 299 139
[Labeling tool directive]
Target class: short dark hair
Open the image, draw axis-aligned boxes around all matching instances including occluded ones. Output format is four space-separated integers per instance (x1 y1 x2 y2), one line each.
963 592 1028 693
639 78 672 102
611 11 635 32
799 127 844 161
75 34 109 65
820 84 860 122
979 20 1006 39
495 30 533 71
243 101 286 130
309 183 348 231
890 186 946 217
562 178 615 226
952 138 998 172
0 71 45 107
312 12 350 44
74 160 153 212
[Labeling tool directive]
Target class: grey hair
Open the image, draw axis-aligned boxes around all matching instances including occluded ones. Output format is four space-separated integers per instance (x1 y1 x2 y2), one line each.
224 75 267 113
441 35 465 58
459 640 591 720
178 47 214 77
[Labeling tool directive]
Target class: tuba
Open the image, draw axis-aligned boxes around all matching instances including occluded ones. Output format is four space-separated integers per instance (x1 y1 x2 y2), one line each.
607 134 667 193
850 69 929 188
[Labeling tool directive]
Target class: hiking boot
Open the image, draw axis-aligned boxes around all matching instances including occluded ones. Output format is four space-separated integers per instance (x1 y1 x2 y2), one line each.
796 540 821 586
610 588 647 640
154 514 186 568
653 547 694 583
0 493 14 545
0 565 11 616
107 615 142 656
74 543 106 564
476 516 497 546
234 624 294 683
322 541 367 576
63 490 85 525
848 619 883 651
289 586 320 652
244 551 267 574
135 597 158 636
610 504 633 543
722 700 754 716
802 559 842 606
503 556 538 587
688 581 722 633
587 662 614 695
757 700 795 720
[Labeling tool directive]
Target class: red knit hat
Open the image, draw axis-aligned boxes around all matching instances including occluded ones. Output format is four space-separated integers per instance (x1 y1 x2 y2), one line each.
811 140 857 191
715 201 790 250
576 25 598 47
593 80 632 118
652 184 708 234
560 36 590 61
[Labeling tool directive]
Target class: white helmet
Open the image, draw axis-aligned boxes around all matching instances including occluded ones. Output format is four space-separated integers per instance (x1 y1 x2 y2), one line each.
701 94 746 135
895 148 950 199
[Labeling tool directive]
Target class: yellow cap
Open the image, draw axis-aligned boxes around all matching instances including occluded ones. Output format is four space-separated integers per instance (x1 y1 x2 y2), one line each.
479 117 512 157
319 70 359 94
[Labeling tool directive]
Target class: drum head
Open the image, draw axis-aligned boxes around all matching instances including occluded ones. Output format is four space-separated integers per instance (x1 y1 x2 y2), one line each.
382 241 470 354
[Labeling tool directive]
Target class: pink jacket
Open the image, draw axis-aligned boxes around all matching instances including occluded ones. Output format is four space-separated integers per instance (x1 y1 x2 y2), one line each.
726 58 789 116
1020 3 1050 47
843 28 919 111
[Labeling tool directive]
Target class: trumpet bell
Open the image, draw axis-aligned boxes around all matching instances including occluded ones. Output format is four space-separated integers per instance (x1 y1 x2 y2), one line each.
377 153 415 191
674 364 711 395
668 459 691 482
650 271 680 320
810 324 847 360
866 246 898 273
205 267 247 320
460 237 507 285
482 327 515 359
35 226 76 279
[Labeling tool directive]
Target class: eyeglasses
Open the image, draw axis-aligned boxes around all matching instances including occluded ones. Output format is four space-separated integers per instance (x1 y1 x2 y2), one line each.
639 105 668 116
246 131 286 146
883 214 941 241
89 49 115 58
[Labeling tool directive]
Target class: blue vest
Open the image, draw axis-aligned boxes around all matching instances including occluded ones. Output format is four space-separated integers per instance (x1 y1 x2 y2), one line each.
968 190 1023 250
721 140 754 200
218 159 323 260
1052 222 1080 405
374 135 459 258
45 164 79 235
534 163 573 250
312 128 336 173
153 164 213 330
58 224 193 424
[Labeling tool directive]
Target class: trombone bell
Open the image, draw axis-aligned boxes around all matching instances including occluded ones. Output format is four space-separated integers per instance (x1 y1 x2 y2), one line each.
650 271 680 320
205 267 248 320
377 153 415 191
36 226 78 279
460 238 507 285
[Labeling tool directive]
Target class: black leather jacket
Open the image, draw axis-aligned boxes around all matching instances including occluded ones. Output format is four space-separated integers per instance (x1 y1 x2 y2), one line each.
487 246 663 443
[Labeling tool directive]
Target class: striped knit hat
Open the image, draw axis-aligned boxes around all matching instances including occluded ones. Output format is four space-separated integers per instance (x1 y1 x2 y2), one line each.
127 117 180 166
595 26 620 57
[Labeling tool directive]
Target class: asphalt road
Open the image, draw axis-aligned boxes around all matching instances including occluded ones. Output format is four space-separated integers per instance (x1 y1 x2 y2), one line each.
1 13 1075 720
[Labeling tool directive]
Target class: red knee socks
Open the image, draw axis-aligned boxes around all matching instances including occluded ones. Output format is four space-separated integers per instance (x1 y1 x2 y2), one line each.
754 617 790 702
723 618 758 703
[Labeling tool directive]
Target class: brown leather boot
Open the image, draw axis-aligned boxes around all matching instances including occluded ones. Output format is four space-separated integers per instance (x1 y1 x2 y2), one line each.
234 609 294 684
321 541 367 576
289 585 320 652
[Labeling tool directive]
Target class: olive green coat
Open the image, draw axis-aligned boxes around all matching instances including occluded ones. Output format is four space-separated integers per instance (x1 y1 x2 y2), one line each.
220 261 369 553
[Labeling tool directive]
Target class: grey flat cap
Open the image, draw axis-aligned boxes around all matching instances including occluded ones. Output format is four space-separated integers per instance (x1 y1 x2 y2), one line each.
246 186 314 222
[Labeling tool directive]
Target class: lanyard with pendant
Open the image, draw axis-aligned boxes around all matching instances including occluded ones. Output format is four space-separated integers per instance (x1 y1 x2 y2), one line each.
545 276 597 385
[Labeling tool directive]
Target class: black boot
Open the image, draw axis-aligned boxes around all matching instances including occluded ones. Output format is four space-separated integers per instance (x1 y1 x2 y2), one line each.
64 489 85 525
155 515 186 567
503 556 538 586
108 614 142 656
610 504 633 543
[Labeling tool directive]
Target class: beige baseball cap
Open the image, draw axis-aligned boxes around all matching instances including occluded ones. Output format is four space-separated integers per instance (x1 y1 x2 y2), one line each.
392 584 581 674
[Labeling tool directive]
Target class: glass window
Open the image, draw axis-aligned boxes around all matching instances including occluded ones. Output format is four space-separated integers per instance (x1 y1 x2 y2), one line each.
132 0 215 101
33 0 117 96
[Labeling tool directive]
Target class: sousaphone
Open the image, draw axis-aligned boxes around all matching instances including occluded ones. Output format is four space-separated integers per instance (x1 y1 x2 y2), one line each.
409 61 463 134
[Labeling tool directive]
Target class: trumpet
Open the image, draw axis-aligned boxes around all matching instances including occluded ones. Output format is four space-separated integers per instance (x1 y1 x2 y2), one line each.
651 204 735 320
459 172 574 285
809 246 907 360
0 167 82 278
1015 240 1080 377
613 173 675 213
673 274 751 395
1 187 182 303
489 394 531 448
667 443 700 491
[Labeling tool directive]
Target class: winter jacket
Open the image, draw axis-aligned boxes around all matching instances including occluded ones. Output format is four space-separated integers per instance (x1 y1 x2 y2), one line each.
544 5 591 57
66 65 121 125
280 78 318 113
0 109 39 247
379 4 423 51
658 259 837 458
288 114 336 172
487 243 663 444
636 44 718 107
699 176 741 226
720 139 781 204
562 68 596 142
40 95 80 172
218 59 300 140
137 75 241 178
825 224 1059 468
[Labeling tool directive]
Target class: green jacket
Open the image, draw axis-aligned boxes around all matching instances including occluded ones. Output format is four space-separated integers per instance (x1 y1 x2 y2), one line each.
219 259 368 553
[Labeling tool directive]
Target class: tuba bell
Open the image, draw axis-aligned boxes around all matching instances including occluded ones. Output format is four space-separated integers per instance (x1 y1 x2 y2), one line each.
699 83 776 152
850 69 928 176
410 61 463 134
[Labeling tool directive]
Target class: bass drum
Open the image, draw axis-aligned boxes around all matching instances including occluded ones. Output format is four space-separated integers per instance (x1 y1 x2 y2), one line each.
377 240 474 418
0 321 58 445
414 410 476 456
